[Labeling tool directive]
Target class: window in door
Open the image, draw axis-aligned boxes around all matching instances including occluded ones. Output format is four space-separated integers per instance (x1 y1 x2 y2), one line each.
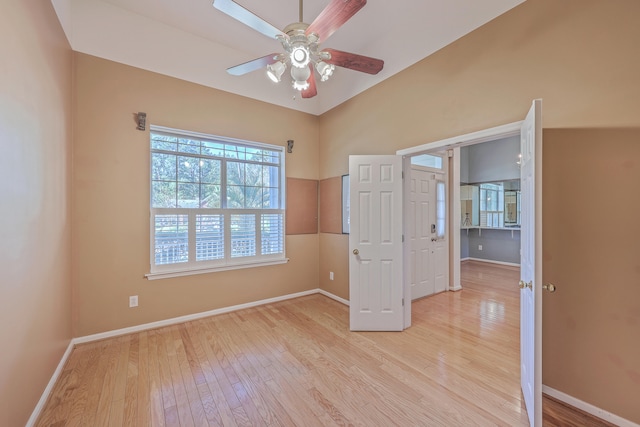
436 180 446 239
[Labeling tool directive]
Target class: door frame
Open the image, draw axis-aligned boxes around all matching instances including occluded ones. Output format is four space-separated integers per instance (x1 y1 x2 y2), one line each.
397 121 523 328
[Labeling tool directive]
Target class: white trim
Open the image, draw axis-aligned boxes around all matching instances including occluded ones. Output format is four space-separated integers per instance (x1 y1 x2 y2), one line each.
402 156 413 329
26 340 75 427
150 124 286 153
451 147 461 291
396 121 523 156
465 257 520 267
74 288 317 344
318 289 350 306
146 258 289 280
543 385 640 427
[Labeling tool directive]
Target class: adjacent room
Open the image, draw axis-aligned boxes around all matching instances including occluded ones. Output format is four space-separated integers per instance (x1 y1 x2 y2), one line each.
2 0 639 426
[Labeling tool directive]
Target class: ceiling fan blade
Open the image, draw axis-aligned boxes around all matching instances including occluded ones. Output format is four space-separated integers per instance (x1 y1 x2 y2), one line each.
305 0 366 43
213 0 286 40
226 53 281 76
301 65 317 99
323 48 384 75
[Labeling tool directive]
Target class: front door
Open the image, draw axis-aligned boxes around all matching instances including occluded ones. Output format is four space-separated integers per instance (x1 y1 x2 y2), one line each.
520 99 542 427
349 155 405 331
409 167 448 300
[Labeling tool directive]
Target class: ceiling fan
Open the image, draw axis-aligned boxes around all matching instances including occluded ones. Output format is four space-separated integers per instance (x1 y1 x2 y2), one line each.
213 0 384 99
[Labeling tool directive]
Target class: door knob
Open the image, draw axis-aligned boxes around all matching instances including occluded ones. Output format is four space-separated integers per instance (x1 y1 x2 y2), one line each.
543 283 556 293
353 249 359 255
519 280 532 290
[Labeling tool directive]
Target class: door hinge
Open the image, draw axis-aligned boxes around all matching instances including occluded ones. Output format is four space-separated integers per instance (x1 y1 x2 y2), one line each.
402 298 405 306
402 234 405 242
402 171 404 179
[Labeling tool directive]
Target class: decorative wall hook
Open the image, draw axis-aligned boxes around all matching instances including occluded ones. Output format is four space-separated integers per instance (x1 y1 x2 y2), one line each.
136 112 147 131
287 139 294 153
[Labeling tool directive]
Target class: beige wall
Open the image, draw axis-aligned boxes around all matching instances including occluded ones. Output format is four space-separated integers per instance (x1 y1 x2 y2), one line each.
317 0 640 423
0 0 73 425
73 54 320 336
543 128 640 423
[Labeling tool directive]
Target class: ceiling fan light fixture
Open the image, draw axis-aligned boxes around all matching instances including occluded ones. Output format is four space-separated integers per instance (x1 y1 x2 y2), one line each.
291 65 311 91
214 0 382 99
292 79 310 91
316 61 335 82
290 45 310 68
266 61 286 83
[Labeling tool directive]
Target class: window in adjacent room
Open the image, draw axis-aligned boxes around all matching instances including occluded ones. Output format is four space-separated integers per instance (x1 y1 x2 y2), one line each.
147 126 286 278
479 182 504 228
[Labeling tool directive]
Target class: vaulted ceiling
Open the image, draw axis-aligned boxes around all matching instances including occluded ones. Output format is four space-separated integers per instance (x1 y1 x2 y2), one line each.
51 0 525 115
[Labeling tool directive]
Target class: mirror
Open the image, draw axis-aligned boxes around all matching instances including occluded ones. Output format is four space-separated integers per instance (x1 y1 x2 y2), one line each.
460 184 479 227
460 180 520 228
504 190 519 226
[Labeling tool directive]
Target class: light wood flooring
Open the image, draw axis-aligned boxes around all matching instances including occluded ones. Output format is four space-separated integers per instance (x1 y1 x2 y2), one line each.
36 261 611 426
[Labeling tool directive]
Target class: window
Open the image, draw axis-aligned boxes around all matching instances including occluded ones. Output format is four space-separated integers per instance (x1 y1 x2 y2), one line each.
479 183 504 228
436 180 446 238
411 154 443 170
148 126 285 278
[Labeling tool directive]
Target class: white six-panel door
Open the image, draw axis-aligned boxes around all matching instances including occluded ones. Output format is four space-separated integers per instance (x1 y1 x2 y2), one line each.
349 155 405 331
520 99 542 427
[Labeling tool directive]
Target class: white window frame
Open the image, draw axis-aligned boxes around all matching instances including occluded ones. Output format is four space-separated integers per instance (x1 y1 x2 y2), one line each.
146 126 287 280
479 182 505 228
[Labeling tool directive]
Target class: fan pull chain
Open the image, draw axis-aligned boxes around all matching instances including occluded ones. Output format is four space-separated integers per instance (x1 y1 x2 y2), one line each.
299 0 303 22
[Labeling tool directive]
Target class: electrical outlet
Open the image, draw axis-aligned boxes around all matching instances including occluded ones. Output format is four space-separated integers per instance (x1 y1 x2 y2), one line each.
129 295 138 308
330 271 334 280
478 245 483 251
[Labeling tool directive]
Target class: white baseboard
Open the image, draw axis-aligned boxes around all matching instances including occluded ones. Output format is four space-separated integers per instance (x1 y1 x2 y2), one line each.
465 257 520 267
74 288 319 345
318 289 350 306
26 340 75 427
543 385 639 427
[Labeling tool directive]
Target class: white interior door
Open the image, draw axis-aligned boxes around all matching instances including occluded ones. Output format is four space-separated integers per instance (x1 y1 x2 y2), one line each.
349 155 405 331
409 168 448 300
520 99 542 427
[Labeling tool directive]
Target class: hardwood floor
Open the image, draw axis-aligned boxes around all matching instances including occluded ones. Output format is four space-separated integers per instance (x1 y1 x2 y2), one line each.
36 261 609 426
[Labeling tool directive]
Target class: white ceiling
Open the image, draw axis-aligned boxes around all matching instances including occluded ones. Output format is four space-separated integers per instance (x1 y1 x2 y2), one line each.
51 0 525 115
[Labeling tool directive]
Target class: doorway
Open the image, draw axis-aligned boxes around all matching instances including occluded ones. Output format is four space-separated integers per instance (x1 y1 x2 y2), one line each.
398 122 523 309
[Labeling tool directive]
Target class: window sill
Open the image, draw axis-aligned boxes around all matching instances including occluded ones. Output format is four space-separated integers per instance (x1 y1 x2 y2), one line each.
145 258 289 280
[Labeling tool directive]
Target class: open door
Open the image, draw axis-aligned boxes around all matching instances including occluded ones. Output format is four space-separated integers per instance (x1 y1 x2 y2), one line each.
520 99 542 426
349 155 405 331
